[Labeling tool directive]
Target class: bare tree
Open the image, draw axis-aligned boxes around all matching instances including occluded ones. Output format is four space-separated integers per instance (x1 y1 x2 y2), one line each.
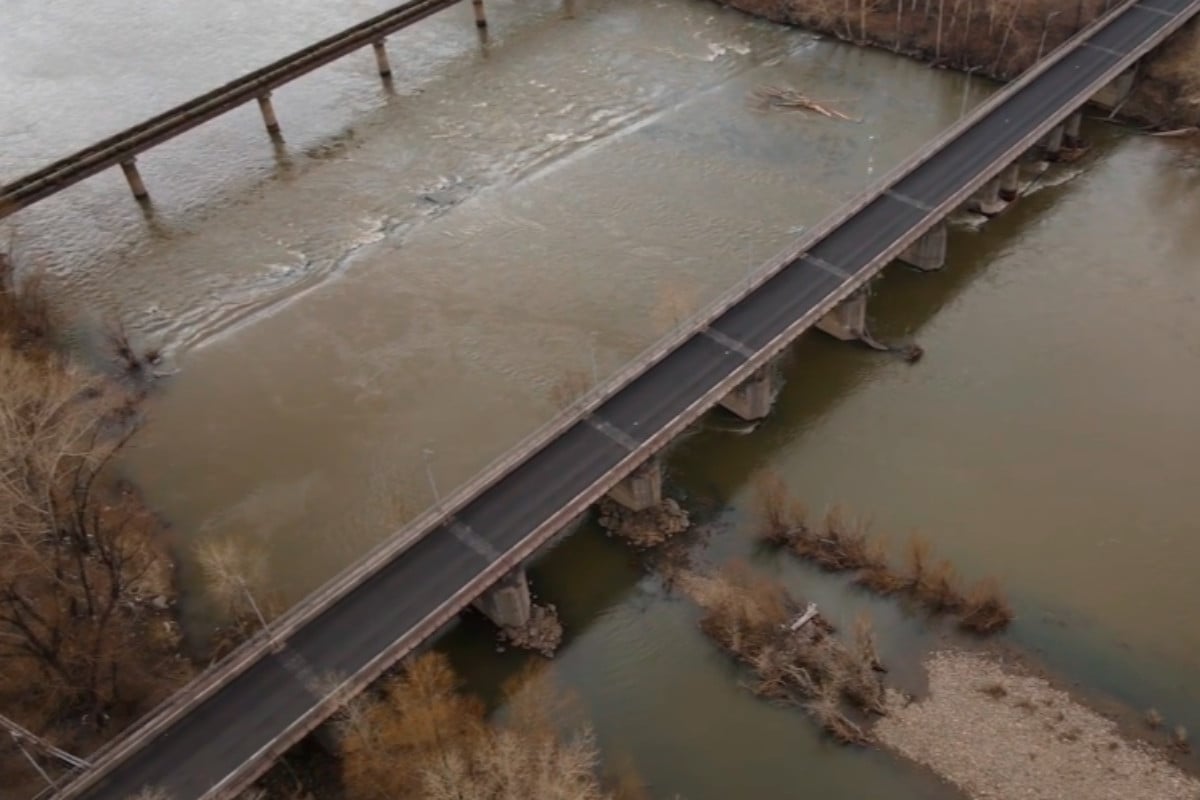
195 537 271 630
0 341 181 729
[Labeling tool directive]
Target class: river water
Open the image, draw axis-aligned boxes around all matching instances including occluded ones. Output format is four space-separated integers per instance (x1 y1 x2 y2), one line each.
3 0 1199 797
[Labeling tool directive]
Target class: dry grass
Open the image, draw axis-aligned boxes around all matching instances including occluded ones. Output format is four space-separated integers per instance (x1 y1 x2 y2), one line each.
751 469 808 544
958 577 1015 633
678 561 885 744
915 558 965 613
0 254 53 355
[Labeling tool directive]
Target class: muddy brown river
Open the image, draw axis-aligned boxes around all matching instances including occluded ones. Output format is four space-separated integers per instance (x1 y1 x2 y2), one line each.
3 0 1198 797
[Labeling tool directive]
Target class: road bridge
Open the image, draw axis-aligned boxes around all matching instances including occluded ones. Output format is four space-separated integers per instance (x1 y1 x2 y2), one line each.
0 0 551 217
45 0 1200 796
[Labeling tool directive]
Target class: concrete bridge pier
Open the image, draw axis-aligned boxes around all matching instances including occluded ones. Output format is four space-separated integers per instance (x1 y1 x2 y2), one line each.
1093 64 1138 111
898 222 947 271
998 162 1022 201
816 288 868 341
607 458 662 511
119 159 149 202
719 364 777 421
1021 141 1051 176
1041 123 1065 161
1063 110 1084 148
472 0 489 40
372 40 392 79
473 570 532 629
969 175 1006 215
256 94 281 136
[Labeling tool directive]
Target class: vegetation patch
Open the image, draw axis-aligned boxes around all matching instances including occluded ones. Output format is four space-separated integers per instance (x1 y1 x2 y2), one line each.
677 561 886 745
751 470 1014 633
337 652 639 800
0 255 189 795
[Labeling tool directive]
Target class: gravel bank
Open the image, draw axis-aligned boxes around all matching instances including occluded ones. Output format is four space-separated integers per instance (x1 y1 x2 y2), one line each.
875 651 1200 800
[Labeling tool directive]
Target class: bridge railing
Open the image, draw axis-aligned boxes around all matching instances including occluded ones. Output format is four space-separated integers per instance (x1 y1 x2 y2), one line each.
60 0 1188 794
0 0 461 215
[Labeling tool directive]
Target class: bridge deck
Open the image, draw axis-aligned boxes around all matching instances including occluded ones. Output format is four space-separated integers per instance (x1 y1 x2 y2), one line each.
0 0 459 217
64 0 1199 797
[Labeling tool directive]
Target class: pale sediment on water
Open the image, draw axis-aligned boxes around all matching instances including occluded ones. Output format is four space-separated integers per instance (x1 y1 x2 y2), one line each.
875 650 1200 800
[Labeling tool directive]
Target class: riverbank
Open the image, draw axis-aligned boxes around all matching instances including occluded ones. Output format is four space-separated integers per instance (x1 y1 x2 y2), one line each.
721 0 1200 128
0 256 189 796
876 650 1200 799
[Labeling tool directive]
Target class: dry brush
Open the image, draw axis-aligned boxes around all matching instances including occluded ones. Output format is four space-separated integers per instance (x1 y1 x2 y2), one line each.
677 561 886 744
750 470 1014 633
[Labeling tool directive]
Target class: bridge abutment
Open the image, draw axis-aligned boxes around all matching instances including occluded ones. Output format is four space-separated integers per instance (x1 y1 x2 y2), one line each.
898 222 947 271
473 569 532 629
719 365 777 421
607 458 663 511
816 289 868 341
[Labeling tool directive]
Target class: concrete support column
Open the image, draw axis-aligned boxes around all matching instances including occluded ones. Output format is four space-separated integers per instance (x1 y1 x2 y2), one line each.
608 458 662 512
1063 110 1083 147
1041 124 1065 161
998 162 1022 201
970 175 1005 216
473 570 532 629
719 365 776 421
1021 143 1050 176
1093 65 1137 111
816 289 868 341
564 0 577 17
372 40 392 78
256 94 281 136
472 0 488 36
898 222 947 271
119 159 149 201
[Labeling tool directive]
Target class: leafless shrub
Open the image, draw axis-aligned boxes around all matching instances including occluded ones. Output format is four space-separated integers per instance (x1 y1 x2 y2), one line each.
1146 708 1164 729
1172 725 1190 753
979 681 1009 700
0 336 187 734
341 653 617 800
0 253 53 354
678 562 885 745
751 470 807 544
747 483 1012 633
916 558 964 612
958 577 1014 633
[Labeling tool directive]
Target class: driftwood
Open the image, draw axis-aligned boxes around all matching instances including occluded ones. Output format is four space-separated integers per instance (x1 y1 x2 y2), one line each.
751 86 860 122
1149 126 1200 138
787 602 820 632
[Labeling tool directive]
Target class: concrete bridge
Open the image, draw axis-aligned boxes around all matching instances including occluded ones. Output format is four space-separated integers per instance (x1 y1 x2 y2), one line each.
38 0 1199 796
0 0 572 218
